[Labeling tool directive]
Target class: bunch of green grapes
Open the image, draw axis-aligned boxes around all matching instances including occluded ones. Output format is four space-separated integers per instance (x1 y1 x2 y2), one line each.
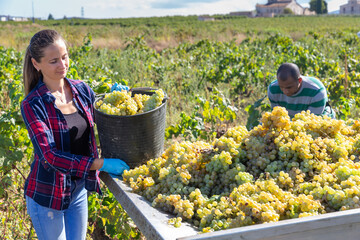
123 106 360 232
143 90 165 112
103 90 131 106
133 93 150 112
95 89 164 116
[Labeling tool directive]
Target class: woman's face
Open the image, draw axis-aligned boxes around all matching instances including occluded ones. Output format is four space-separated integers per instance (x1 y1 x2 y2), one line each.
32 39 69 83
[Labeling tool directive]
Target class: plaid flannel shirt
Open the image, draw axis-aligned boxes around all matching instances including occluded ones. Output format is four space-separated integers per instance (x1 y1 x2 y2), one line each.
21 77 101 210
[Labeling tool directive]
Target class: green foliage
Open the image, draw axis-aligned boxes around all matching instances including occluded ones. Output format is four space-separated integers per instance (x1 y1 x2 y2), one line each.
310 0 328 14
196 89 238 128
166 89 238 141
0 47 34 239
88 188 141 239
245 96 271 130
326 71 360 120
283 8 294 15
165 111 205 141
48 13 54 20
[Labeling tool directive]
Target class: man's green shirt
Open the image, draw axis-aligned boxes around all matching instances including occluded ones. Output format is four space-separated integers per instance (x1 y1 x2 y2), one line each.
268 76 334 118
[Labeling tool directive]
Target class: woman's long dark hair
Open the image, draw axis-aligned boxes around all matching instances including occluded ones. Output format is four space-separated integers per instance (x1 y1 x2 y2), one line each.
23 29 65 96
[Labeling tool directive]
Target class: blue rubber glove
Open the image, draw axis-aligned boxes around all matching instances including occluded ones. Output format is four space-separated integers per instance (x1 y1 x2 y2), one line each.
100 158 130 176
110 83 129 92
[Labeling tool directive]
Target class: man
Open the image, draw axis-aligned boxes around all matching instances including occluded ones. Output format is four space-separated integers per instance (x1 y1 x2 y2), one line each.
267 63 335 118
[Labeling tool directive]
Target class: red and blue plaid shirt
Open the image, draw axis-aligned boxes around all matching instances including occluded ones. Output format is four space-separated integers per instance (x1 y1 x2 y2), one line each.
21 77 101 210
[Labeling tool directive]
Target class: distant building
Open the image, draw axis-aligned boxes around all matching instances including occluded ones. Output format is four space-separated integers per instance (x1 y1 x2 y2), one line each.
229 11 256 18
256 0 316 17
303 7 315 16
9 16 29 21
340 0 360 14
0 15 9 21
0 15 29 22
198 15 215 21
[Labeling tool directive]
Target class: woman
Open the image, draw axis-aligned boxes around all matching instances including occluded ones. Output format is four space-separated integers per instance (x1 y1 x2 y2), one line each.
21 29 129 240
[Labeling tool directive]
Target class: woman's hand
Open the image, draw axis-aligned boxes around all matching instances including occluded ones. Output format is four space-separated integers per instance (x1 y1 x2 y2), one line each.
90 158 104 170
111 83 129 92
100 158 130 176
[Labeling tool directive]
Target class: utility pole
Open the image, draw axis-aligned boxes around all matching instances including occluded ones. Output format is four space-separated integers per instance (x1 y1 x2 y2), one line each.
81 7 84 18
32 0 35 23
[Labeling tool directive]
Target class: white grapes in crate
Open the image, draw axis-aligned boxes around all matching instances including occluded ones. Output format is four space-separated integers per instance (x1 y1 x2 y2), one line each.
96 89 164 116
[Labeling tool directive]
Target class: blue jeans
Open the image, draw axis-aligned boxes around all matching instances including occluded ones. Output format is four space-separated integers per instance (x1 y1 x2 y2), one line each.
26 178 88 240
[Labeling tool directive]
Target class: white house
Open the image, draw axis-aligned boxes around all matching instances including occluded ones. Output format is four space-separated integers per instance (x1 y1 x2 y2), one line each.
256 0 315 17
340 0 360 14
0 15 9 21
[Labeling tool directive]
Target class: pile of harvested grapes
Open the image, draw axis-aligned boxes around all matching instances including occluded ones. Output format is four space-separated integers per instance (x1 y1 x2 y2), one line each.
123 107 360 232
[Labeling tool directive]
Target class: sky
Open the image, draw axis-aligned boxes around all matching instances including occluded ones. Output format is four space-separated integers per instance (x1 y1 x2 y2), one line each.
0 0 348 19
